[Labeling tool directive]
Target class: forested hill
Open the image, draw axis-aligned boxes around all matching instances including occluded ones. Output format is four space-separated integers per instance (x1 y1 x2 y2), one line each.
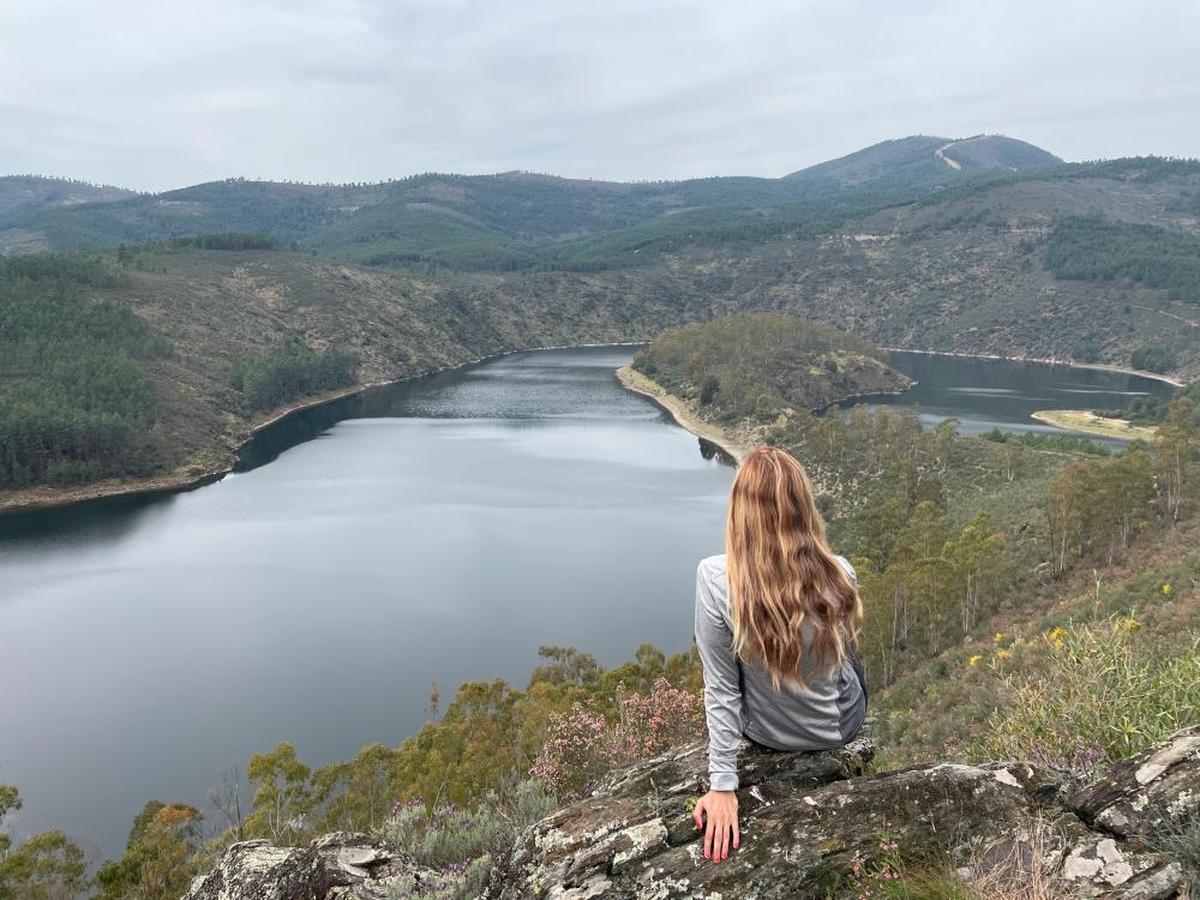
3 137 1198 381
2 134 1199 503
0 176 136 242
784 133 1059 187
632 314 912 422
0 133 1060 265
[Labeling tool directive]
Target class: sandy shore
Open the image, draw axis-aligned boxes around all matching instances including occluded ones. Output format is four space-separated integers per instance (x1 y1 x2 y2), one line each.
1030 409 1158 442
614 365 750 463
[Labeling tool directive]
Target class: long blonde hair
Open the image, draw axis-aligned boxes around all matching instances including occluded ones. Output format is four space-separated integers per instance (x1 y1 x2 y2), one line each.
725 447 862 689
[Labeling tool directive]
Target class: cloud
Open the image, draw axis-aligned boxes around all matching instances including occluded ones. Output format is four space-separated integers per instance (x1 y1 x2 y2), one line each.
0 0 1196 190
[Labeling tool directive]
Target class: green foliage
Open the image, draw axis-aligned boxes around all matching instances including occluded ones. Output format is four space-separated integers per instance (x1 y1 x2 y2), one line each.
1154 397 1200 521
0 830 88 900
1045 449 1156 575
94 801 202 900
380 781 555 883
245 742 313 844
1046 216 1200 303
982 617 1200 772
232 339 360 414
1148 816 1200 896
1130 345 1177 374
0 785 17 857
312 742 395 834
0 256 170 487
633 313 900 423
0 252 124 286
858 503 1012 686
0 784 87 900
165 233 279 251
981 426 1111 457
1117 381 1200 425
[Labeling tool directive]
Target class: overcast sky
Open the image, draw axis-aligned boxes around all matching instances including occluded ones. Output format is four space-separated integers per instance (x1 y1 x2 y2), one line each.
1 0 1197 192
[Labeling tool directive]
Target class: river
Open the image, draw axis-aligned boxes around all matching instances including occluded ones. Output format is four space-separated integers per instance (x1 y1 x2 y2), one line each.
0 345 1176 858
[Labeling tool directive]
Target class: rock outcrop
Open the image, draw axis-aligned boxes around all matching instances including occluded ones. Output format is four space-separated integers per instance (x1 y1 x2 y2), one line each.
183 831 440 900
187 725 1200 900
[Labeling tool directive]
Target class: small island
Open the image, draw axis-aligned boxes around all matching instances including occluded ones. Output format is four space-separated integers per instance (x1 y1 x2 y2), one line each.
620 313 913 457
1030 409 1158 442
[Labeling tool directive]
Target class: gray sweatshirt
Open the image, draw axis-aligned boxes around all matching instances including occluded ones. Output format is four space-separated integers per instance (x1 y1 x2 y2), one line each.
694 553 866 791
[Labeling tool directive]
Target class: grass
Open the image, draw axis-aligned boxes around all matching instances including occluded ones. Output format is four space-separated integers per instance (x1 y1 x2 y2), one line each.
1030 409 1158 442
875 515 1200 768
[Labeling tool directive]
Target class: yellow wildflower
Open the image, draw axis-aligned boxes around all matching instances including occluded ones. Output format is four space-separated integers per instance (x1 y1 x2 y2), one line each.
993 632 1006 643
1045 626 1067 649
994 648 1013 662
1161 583 1173 598
1118 616 1141 633
968 654 982 667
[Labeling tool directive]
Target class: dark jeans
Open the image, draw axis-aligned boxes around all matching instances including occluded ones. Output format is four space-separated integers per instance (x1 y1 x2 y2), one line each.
849 648 869 708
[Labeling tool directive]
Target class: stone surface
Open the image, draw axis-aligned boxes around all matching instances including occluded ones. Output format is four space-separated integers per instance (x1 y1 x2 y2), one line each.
489 727 1196 899
183 831 438 900
187 727 1200 899
1071 726 1200 841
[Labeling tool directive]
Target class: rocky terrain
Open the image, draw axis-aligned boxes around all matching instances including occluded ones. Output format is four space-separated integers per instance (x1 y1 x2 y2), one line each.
185 725 1200 899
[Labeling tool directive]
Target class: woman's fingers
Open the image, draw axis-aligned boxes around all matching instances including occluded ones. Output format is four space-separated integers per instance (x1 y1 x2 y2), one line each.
694 792 739 863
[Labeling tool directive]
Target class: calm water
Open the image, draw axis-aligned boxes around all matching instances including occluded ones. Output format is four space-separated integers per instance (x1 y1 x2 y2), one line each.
0 346 1176 858
0 347 734 858
875 351 1175 446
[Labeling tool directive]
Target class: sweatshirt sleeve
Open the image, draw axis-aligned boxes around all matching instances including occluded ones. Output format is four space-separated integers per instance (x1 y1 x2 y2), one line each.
694 559 744 792
836 554 858 584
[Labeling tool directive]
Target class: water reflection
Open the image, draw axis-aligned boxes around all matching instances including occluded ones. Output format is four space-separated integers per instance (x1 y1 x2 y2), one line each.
0 347 732 858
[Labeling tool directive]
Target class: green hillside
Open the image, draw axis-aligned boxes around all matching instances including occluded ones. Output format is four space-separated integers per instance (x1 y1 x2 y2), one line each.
3 137 1199 504
0 134 1062 269
3 141 1197 386
784 133 1059 189
632 313 911 421
0 175 136 228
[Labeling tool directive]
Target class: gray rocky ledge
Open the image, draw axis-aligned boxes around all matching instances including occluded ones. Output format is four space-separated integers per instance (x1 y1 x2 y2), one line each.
186 724 1200 899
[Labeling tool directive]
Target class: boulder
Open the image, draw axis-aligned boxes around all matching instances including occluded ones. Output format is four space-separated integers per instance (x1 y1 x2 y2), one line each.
182 831 439 900
489 726 1198 899
186 726 1200 899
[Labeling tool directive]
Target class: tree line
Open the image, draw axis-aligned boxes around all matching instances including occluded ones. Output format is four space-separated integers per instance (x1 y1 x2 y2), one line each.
0 257 169 488
232 339 360 414
633 313 896 423
1046 215 1200 304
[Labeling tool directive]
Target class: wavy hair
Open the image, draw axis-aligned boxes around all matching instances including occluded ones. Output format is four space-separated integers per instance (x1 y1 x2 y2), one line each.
725 447 862 690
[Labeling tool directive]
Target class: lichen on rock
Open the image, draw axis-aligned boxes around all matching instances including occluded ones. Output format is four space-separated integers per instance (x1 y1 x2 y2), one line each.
187 725 1200 899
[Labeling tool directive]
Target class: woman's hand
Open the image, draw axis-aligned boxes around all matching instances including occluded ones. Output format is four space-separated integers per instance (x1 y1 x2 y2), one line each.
693 789 739 863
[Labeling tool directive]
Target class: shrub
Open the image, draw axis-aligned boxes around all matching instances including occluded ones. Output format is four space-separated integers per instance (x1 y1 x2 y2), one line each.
530 678 705 796
378 780 555 900
982 617 1200 775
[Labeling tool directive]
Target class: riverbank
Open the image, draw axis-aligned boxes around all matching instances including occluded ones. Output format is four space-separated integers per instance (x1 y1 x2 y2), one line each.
885 347 1186 388
0 379 403 514
1030 409 1159 442
614 365 751 463
0 341 654 515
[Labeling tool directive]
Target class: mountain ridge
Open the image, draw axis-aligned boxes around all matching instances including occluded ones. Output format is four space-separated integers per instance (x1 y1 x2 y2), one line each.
0 133 1066 259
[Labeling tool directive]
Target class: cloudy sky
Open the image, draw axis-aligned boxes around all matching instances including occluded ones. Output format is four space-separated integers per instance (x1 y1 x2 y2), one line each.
1 0 1197 191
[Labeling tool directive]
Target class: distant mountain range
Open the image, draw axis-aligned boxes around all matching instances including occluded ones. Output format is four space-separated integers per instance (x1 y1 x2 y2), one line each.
3 132 1200 508
0 134 1064 265
2 133 1198 381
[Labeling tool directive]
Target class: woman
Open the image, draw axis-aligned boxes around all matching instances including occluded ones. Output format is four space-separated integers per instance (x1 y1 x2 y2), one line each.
691 446 866 864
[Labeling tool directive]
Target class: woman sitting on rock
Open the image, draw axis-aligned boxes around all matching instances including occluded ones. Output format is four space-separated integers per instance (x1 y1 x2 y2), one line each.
692 446 867 864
